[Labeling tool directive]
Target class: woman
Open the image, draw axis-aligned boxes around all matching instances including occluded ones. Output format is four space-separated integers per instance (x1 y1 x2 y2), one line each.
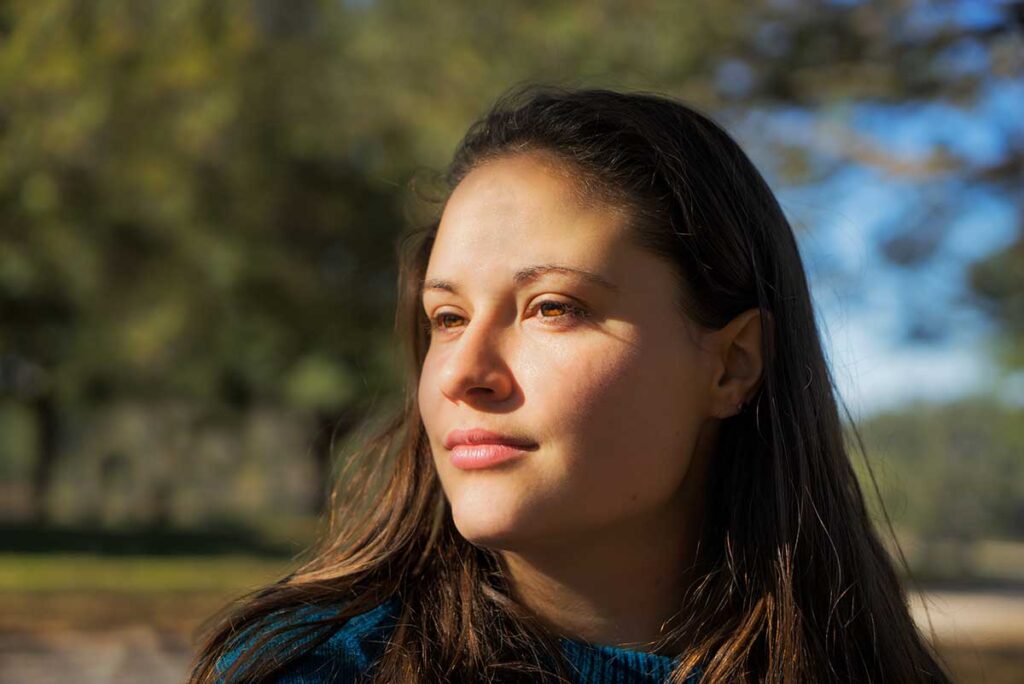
189 86 951 683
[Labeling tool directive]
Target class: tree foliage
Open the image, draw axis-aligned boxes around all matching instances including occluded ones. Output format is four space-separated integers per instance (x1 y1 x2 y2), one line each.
0 0 1020 522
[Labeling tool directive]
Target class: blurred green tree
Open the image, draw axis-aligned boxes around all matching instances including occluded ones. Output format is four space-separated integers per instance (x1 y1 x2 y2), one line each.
856 396 1024 577
0 0 1019 521
0 0 405 517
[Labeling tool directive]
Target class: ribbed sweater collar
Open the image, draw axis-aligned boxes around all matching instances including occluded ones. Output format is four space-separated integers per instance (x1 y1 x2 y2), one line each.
558 634 699 683
373 595 702 683
228 595 703 683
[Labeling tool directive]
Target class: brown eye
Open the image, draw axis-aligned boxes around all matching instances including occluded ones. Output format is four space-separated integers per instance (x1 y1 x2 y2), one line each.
533 300 590 325
540 301 565 317
427 300 590 338
432 312 465 330
539 302 568 317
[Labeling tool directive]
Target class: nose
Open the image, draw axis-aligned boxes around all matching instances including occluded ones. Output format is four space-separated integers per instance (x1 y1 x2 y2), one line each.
437 314 514 403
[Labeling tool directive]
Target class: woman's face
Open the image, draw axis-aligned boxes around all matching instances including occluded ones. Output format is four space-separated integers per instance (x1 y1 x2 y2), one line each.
417 152 719 550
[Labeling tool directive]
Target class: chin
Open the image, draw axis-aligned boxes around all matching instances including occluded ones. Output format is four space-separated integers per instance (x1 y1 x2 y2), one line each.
452 523 516 550
448 494 530 549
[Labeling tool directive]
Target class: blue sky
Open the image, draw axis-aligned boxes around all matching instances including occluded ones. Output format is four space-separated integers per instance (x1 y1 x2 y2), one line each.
761 76 1023 418
795 175 1014 419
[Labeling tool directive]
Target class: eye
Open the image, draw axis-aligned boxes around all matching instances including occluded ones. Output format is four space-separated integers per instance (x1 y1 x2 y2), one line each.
431 312 466 331
426 299 590 336
533 300 589 323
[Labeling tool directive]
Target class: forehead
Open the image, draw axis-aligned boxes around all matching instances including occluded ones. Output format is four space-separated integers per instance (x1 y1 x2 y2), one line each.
426 153 632 285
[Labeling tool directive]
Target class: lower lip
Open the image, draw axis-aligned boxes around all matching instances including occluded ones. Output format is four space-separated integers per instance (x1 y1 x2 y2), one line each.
450 444 533 470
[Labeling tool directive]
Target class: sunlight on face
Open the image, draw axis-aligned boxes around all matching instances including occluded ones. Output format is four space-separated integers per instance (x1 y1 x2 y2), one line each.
417 152 716 551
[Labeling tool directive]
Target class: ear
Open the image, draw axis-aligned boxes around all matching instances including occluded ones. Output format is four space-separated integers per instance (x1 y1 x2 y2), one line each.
708 308 768 418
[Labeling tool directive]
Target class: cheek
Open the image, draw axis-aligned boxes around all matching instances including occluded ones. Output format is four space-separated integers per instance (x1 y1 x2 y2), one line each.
417 353 446 458
416 357 433 418
548 337 704 499
418 348 445 420
416 365 431 430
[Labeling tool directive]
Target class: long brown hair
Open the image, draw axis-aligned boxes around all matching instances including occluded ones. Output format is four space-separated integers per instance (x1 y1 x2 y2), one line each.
189 86 951 683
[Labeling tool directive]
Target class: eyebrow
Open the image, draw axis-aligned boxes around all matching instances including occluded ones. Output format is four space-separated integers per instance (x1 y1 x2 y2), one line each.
421 264 619 296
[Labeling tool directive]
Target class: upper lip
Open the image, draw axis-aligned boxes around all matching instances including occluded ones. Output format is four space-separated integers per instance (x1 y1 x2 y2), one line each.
443 428 538 450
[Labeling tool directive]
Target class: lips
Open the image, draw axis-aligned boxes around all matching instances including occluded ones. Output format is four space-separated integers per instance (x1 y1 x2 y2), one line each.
443 428 538 451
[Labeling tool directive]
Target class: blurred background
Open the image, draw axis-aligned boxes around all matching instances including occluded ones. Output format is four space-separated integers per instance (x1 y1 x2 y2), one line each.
0 0 1021 682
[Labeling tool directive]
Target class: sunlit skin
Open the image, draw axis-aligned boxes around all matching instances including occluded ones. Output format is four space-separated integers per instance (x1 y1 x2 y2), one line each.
417 151 763 653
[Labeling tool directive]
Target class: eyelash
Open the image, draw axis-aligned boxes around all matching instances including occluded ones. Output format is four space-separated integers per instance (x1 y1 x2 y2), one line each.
426 300 590 336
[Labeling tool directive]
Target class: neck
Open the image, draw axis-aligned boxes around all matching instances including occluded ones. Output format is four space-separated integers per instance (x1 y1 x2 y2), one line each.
500 430 714 656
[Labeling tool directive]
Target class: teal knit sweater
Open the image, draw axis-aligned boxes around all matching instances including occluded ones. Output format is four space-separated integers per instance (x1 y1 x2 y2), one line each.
216 595 703 683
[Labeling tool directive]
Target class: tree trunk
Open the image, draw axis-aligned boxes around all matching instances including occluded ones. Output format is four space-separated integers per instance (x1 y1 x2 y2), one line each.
311 408 359 514
29 393 60 524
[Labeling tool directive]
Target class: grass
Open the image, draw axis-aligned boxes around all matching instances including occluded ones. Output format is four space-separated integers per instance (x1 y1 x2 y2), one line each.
0 553 299 634
0 553 295 593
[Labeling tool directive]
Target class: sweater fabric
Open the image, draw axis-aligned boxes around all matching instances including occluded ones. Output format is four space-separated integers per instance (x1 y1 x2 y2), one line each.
216 595 703 683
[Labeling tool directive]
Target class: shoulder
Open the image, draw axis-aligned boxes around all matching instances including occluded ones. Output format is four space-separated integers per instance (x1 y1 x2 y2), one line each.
277 596 400 682
215 595 401 684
